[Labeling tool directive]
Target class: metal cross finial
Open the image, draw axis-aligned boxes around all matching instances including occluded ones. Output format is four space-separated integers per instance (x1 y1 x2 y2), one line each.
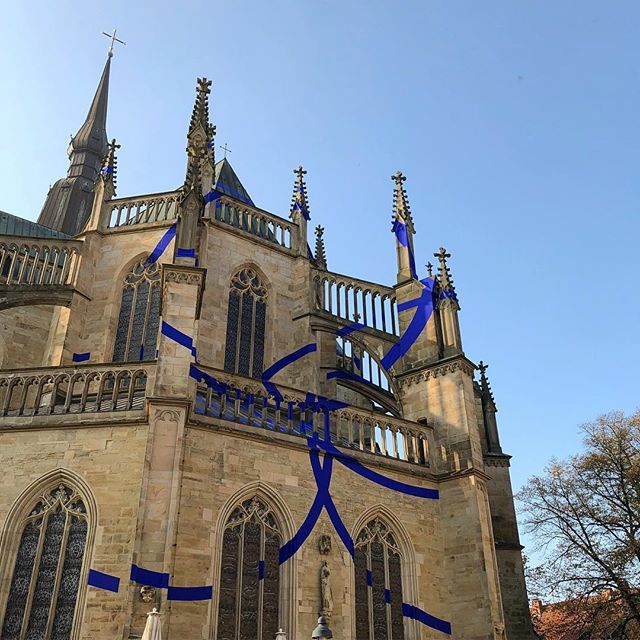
295 165 307 178
197 77 212 95
108 138 121 152
102 29 126 58
315 225 324 236
426 262 434 277
391 170 406 185
219 143 232 158
435 247 451 262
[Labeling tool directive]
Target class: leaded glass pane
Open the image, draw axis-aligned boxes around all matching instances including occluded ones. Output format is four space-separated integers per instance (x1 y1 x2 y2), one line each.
217 526 240 640
127 280 149 361
388 551 405 639
1 522 41 640
252 300 266 377
262 530 280 640
142 283 161 361
239 520 260 639
224 292 240 373
237 293 254 377
354 547 370 640
113 286 133 362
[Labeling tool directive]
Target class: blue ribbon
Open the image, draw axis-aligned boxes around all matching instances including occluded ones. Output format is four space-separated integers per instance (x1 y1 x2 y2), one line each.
279 438 354 564
392 219 417 280
161 321 197 358
176 248 196 258
326 370 372 385
100 166 115 175
258 560 265 580
402 603 452 635
366 570 373 586
88 569 120 592
317 438 439 500
146 223 177 265
167 585 213 601
72 352 90 363
292 201 310 221
380 277 435 371
204 190 223 204
385 588 392 604
337 322 367 338
262 343 317 402
207 181 255 206
130 564 169 589
189 363 229 395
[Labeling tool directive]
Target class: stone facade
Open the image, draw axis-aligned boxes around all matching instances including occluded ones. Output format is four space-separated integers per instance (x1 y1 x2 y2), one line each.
0 61 536 639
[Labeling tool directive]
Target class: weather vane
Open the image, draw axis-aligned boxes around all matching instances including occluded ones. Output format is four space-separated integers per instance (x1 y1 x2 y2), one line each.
102 29 126 58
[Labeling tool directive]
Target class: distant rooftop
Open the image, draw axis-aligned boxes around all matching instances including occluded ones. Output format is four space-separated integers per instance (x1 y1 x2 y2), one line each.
0 210 72 239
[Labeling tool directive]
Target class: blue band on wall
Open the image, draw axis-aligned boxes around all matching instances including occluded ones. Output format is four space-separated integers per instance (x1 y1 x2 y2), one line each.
262 343 317 402
72 352 90 363
146 223 177 265
326 370 371 385
88 569 120 592
130 564 170 588
176 248 196 258
161 321 197 358
258 560 265 581
292 201 310 221
337 322 367 338
385 588 392 604
392 219 418 280
167 585 213 601
101 166 115 174
190 364 228 395
205 190 223 204
402 603 452 635
366 570 373 587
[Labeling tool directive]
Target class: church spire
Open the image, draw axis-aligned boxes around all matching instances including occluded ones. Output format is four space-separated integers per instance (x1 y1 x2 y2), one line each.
434 246 462 356
314 225 327 269
290 166 311 222
391 171 417 282
37 52 113 235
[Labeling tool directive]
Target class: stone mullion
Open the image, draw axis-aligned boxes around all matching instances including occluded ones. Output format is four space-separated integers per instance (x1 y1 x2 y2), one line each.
19 510 48 640
44 509 71 639
124 284 138 361
235 522 246 640
383 543 392 640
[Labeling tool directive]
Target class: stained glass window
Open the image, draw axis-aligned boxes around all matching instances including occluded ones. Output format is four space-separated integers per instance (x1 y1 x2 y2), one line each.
223 268 267 378
1 484 88 640
113 260 161 362
354 518 405 640
216 497 281 640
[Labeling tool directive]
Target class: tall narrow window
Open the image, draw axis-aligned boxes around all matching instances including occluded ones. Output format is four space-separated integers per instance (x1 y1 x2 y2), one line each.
216 497 281 640
113 260 161 362
354 518 405 640
1 484 88 640
223 268 267 377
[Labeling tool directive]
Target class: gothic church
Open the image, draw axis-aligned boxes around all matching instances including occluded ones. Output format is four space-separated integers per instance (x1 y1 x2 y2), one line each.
0 50 535 640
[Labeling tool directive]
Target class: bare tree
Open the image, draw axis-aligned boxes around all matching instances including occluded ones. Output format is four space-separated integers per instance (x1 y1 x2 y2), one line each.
519 411 640 639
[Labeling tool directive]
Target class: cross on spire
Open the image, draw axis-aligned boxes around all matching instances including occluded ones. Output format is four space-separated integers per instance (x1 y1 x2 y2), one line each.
314 224 327 269
477 361 496 407
219 143 232 159
426 262 434 277
391 170 415 232
290 165 311 221
434 246 458 301
101 29 126 58
391 170 406 185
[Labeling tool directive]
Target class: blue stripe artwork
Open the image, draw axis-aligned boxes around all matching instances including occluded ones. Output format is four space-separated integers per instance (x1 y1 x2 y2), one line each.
402 602 452 635
130 564 169 589
161 321 197 358
145 223 177 266
176 247 196 258
262 343 317 403
72 352 90 363
88 569 120 592
167 585 213 601
391 219 418 280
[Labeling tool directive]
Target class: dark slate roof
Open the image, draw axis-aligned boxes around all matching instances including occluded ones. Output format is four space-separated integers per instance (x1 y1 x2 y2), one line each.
0 210 72 239
213 158 254 206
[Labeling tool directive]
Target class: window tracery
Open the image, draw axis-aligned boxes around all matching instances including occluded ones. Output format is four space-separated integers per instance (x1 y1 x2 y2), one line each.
1 484 88 640
354 517 405 640
216 497 281 640
223 268 267 378
113 260 161 362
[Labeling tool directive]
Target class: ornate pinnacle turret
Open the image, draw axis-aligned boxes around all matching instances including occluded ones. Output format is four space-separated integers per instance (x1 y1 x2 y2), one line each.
426 261 434 277
183 77 216 196
314 225 327 269
290 165 310 221
100 138 120 194
391 170 415 232
477 360 501 453
477 361 496 410
434 247 458 301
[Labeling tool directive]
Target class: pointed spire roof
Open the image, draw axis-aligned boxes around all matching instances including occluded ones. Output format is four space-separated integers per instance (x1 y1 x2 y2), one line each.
477 361 496 410
212 158 254 205
314 225 327 269
290 166 310 221
391 171 415 233
69 56 110 159
434 247 458 303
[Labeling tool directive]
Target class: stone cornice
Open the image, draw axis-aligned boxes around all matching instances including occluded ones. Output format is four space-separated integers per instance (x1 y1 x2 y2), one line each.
396 354 476 388
483 452 512 468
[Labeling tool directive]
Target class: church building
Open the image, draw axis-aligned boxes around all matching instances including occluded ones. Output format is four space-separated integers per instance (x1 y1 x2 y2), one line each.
0 49 535 640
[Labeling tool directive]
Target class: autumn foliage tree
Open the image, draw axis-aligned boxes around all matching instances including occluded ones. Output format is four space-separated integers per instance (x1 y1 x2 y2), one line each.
519 411 640 639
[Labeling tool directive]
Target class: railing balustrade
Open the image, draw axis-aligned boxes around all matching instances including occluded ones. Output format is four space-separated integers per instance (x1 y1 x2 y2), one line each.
0 238 81 286
213 197 294 250
108 192 179 228
0 363 153 417
192 367 431 466
314 271 399 336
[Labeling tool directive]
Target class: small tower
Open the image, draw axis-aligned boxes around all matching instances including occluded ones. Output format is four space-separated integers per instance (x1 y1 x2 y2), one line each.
314 225 327 270
37 54 112 236
477 361 501 453
391 170 417 282
290 165 310 257
434 246 462 357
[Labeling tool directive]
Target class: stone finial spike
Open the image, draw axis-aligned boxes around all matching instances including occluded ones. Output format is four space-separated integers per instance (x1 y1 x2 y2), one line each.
477 361 496 407
391 170 415 233
100 138 120 193
426 261 434 277
314 225 327 269
434 247 456 294
290 165 311 221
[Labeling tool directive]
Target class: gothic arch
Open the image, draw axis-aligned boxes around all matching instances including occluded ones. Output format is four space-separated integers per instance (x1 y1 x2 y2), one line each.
210 481 296 640
0 468 98 640
350 505 420 640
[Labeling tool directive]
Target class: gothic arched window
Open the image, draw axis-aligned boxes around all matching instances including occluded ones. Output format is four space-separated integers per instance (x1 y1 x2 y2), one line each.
216 497 281 640
113 260 161 362
354 518 405 640
1 484 88 640
223 268 267 378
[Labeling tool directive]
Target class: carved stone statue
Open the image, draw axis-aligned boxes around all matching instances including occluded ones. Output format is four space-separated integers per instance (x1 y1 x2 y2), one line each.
318 533 331 555
139 585 156 603
320 561 333 617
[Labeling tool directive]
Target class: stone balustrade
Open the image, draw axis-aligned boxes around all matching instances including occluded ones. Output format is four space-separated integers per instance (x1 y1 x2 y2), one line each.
212 196 295 250
0 237 82 286
313 270 399 336
0 363 154 417
192 366 431 467
107 191 179 228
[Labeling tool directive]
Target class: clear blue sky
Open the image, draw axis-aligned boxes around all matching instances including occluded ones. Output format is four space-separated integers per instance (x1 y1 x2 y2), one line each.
1 2 638 508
